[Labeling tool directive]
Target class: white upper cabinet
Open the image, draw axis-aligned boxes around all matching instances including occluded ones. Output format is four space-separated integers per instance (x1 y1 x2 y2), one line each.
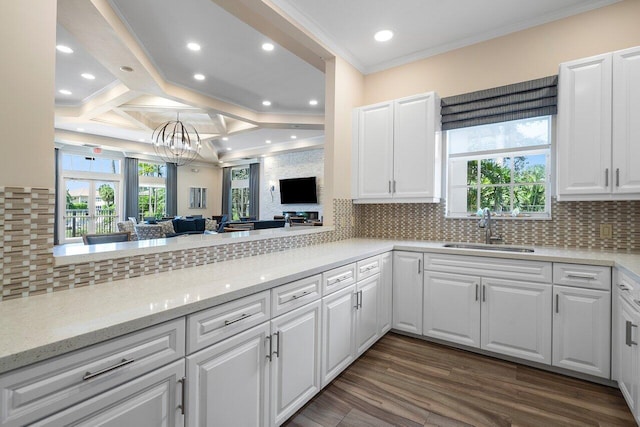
557 46 640 200
352 92 441 203
612 46 640 194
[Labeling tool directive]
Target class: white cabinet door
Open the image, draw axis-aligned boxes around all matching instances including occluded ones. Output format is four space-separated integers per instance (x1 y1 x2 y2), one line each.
557 53 612 196
321 284 356 387
355 274 380 356
613 46 640 194
552 286 611 378
393 93 441 200
356 102 394 199
481 278 552 364
617 295 640 417
32 360 185 427
186 323 270 427
423 272 481 348
270 301 322 427
392 251 423 335
378 252 393 335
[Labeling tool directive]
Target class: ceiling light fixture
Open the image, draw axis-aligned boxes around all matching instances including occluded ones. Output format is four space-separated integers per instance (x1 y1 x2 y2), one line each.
77 128 85 132
120 66 134 72
187 42 201 51
152 113 202 166
138 138 145 142
59 89 72 95
56 45 73 54
262 43 275 51
266 140 271 144
309 99 318 106
81 73 95 80
222 137 229 141
262 100 271 106
374 30 394 42
226 147 232 151
291 135 297 139
194 73 205 81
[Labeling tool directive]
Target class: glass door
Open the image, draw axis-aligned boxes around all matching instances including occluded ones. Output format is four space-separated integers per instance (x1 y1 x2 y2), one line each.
62 179 120 243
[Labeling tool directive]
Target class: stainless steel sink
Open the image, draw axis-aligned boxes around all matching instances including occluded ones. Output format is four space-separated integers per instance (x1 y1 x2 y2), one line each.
443 243 535 253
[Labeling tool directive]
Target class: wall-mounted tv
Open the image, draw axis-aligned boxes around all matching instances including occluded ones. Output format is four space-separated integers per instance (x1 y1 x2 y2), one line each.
279 177 318 204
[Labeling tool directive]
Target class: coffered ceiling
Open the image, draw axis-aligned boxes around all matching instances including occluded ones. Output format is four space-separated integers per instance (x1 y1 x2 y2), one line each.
54 0 619 165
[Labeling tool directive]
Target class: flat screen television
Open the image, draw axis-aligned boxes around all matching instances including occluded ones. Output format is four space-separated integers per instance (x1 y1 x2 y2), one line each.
279 177 318 204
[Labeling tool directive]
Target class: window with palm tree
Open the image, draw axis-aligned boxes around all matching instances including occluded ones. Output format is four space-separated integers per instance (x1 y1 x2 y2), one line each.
447 116 551 218
138 161 167 220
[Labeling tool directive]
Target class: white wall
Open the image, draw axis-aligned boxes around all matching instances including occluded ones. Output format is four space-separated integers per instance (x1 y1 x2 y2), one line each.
260 149 324 221
177 165 222 217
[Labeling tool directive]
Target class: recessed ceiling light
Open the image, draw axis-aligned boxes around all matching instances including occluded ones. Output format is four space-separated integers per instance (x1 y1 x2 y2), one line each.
309 99 318 106
291 135 297 139
222 137 229 141
138 138 145 142
59 89 72 95
187 42 201 51
374 30 394 42
226 147 232 151
194 73 205 81
76 127 85 132
56 45 73 54
262 100 271 106
120 66 134 72
265 140 271 144
262 43 275 52
218 160 223 164
81 73 95 80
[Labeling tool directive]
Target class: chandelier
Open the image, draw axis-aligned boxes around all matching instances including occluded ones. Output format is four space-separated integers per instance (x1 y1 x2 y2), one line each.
152 113 202 166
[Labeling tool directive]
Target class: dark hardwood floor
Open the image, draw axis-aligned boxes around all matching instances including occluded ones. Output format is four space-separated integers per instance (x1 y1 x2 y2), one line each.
284 333 636 427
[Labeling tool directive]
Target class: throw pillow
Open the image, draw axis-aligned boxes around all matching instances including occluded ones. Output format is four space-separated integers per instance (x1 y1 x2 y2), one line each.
158 220 175 235
134 224 164 240
117 220 138 241
205 218 217 231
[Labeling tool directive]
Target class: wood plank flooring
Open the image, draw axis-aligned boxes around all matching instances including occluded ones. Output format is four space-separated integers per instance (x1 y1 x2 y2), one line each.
284 333 636 427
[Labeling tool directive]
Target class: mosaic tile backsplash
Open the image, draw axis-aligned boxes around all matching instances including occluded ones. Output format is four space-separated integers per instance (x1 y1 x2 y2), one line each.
0 188 357 301
356 198 640 251
1 185 638 301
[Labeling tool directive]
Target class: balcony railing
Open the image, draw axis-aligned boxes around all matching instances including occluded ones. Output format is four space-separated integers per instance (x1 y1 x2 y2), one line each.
64 208 119 238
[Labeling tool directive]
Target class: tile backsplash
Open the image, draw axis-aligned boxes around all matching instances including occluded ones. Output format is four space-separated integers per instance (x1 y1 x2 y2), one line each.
2 186 639 301
356 198 640 251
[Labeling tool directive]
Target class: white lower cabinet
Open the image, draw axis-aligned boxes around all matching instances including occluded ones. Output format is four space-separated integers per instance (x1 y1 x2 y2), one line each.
355 274 380 356
321 284 356 387
423 272 551 364
423 271 480 347
32 360 185 427
552 285 611 378
392 251 423 335
481 278 552 364
270 301 322 426
186 322 271 427
378 252 393 335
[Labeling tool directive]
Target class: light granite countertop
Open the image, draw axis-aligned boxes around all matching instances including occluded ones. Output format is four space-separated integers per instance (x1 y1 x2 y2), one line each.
3 238 640 375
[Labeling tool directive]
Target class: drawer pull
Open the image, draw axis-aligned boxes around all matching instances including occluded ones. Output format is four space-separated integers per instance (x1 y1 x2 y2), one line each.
178 377 186 415
566 273 596 280
266 335 272 361
273 331 280 358
618 284 631 291
83 358 135 381
626 321 638 346
289 290 311 301
224 313 252 326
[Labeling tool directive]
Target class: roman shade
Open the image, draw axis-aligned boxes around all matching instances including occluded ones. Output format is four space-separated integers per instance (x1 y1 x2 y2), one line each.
165 162 178 217
221 167 231 217
440 75 558 130
249 163 260 220
123 157 139 220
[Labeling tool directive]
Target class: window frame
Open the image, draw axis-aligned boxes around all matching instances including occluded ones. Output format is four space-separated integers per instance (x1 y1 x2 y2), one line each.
445 116 554 220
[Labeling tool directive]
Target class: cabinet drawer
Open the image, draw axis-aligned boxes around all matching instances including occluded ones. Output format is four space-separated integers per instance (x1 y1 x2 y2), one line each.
187 290 270 353
322 263 356 295
0 318 185 427
356 256 380 281
424 253 552 283
272 274 321 317
553 263 611 290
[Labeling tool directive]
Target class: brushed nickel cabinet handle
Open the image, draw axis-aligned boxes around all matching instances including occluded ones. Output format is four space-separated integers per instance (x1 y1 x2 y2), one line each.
393 180 397 193
555 294 559 314
225 313 252 326
273 331 280 358
626 321 638 346
605 168 609 187
178 377 186 415
482 285 486 302
289 290 310 301
616 168 620 187
418 259 422 275
358 290 363 309
266 335 272 361
83 358 135 381
475 283 479 301
567 273 596 280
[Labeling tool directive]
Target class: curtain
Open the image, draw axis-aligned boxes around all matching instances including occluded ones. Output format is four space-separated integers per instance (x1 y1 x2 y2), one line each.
249 163 260 220
54 148 59 245
123 157 139 220
221 167 231 218
166 162 178 217
440 75 558 130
